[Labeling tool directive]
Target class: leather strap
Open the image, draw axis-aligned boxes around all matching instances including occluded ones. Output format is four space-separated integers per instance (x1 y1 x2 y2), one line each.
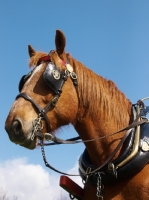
41 117 148 146
16 92 58 133
80 129 132 175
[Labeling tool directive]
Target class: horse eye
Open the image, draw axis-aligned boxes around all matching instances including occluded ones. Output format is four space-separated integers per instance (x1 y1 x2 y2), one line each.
18 71 32 92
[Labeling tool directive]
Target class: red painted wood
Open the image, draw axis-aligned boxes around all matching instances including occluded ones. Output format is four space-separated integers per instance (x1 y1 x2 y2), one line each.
59 176 84 200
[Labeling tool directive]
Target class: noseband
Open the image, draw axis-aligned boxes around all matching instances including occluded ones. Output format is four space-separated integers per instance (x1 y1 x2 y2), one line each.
16 54 78 140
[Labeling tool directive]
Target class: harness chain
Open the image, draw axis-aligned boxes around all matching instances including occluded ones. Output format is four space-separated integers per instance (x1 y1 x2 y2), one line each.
40 139 79 176
31 114 44 140
96 173 104 200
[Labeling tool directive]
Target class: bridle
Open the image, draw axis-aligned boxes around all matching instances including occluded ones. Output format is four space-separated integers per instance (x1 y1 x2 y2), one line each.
16 52 78 141
15 53 84 177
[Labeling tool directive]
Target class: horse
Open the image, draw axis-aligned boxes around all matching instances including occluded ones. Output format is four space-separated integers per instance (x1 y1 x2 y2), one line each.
5 30 149 200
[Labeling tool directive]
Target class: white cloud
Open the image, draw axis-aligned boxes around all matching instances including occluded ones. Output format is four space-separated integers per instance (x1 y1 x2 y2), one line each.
0 158 83 200
67 162 84 188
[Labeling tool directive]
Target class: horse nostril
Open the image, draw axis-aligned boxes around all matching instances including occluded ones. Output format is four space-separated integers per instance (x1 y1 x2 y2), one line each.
12 120 22 135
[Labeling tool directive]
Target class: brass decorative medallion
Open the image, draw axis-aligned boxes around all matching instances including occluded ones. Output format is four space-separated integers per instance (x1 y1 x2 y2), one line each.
52 70 60 80
66 64 73 73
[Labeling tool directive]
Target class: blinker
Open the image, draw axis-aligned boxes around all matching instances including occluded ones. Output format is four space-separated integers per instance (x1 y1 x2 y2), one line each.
43 62 65 94
18 71 32 92
18 62 64 94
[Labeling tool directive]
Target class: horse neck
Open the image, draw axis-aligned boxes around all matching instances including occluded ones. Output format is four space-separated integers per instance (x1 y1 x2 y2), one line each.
69 57 132 165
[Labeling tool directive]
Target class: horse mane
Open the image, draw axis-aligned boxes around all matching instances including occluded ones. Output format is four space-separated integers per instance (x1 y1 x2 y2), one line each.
67 54 132 127
29 51 132 128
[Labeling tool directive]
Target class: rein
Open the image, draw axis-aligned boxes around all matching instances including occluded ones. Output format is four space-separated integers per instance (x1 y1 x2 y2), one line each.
41 115 147 145
39 114 148 177
40 129 132 176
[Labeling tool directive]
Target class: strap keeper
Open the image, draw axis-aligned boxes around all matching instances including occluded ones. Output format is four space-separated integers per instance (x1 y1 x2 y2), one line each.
51 96 59 106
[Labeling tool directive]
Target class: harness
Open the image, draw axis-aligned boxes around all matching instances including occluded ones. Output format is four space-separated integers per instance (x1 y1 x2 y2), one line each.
16 53 149 199
79 110 149 185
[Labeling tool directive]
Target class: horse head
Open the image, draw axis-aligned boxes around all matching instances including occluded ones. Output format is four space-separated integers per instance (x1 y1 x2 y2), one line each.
5 30 79 149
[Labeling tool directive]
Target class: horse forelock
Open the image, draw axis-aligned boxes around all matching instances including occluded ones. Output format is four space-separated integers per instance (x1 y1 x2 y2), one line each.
29 52 48 67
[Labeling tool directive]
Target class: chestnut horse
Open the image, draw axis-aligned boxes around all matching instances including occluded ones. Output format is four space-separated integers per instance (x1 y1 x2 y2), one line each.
5 30 149 200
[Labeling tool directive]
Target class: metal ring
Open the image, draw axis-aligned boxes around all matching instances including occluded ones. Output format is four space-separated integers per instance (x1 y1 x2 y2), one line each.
44 133 54 141
70 72 77 79
141 97 149 102
65 69 70 76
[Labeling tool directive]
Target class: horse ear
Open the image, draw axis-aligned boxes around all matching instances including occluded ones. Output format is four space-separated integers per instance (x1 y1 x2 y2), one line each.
28 45 36 57
55 30 66 57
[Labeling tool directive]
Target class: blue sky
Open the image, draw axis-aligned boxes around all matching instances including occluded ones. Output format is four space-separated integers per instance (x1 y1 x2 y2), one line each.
1 1 149 199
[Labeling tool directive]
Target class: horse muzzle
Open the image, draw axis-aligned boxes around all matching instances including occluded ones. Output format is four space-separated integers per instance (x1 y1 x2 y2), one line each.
5 118 37 149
